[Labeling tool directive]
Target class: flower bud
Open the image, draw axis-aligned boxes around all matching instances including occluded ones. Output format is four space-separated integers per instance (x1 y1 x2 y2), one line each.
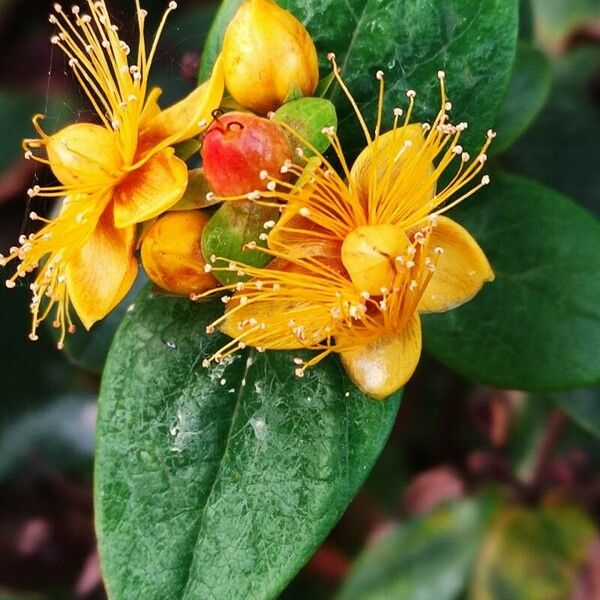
141 211 218 296
222 0 319 114
201 201 278 286
201 111 292 196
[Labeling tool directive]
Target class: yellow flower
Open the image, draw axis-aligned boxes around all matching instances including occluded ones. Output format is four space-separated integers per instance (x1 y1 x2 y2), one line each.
1 0 224 346
198 55 495 399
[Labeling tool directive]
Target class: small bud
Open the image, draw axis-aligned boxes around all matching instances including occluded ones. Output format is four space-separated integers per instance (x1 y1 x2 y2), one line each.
222 0 319 113
201 201 278 287
201 112 292 196
141 211 218 296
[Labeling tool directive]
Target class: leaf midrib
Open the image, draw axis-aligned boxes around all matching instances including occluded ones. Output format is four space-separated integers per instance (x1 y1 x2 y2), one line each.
177 350 254 600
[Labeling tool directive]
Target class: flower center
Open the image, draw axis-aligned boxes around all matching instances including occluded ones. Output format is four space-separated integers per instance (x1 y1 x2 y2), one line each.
341 224 407 295
46 123 121 188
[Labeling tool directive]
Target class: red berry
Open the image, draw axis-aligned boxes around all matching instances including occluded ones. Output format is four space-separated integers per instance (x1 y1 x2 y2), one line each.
201 112 293 196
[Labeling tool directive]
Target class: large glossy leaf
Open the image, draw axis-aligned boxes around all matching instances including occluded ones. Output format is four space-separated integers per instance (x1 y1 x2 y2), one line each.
472 505 597 600
491 43 551 155
503 47 600 217
423 173 600 391
337 497 498 600
95 286 400 600
200 0 518 158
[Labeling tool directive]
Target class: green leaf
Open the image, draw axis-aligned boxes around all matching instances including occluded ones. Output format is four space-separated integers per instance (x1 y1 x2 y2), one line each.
503 47 600 217
296 0 517 157
95 286 400 600
0 286 92 425
337 497 498 600
274 97 337 156
0 395 95 481
0 91 71 173
518 0 534 40
472 504 597 600
170 168 220 211
200 0 519 158
0 92 40 173
423 173 600 391
491 44 551 155
551 388 600 438
198 0 243 81
201 201 278 286
315 72 335 98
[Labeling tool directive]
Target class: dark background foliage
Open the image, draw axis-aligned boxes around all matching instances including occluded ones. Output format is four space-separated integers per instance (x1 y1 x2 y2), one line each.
0 1 599 599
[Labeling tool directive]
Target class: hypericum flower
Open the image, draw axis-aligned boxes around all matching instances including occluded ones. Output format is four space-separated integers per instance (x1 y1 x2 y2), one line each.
197 56 495 399
0 0 224 346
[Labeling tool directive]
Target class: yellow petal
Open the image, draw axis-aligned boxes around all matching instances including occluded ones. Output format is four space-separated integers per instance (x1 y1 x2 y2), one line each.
113 148 188 228
66 208 137 329
220 299 310 350
349 124 435 208
418 216 494 313
221 295 342 351
139 55 225 149
339 315 422 400
139 87 163 127
269 210 341 258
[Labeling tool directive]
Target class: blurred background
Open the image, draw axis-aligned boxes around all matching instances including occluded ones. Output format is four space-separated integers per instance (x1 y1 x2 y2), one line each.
0 1 599 599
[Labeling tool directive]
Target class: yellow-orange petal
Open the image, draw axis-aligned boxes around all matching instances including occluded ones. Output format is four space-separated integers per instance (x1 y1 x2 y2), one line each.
418 216 494 313
46 123 120 187
139 87 163 127
349 125 435 208
113 148 188 228
66 208 137 329
220 300 305 350
139 55 225 150
339 314 422 400
269 211 341 258
220 297 330 350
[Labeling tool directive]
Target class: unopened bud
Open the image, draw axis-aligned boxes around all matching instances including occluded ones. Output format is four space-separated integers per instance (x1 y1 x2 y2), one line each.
141 211 218 296
222 0 319 113
201 201 277 286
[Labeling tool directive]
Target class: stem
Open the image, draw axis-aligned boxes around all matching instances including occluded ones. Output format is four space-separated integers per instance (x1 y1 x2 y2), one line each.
528 408 567 491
